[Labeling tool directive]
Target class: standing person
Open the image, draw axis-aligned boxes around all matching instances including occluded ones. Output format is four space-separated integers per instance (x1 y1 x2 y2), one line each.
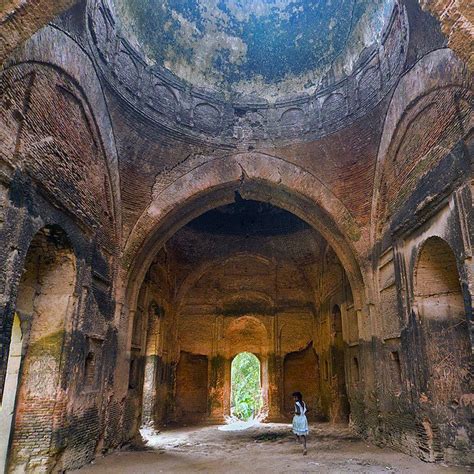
292 391 309 455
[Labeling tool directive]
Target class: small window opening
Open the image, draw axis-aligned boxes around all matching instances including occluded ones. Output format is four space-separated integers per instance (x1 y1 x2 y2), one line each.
323 359 329 381
390 351 402 386
332 305 343 335
352 357 360 383
129 357 139 390
84 351 96 388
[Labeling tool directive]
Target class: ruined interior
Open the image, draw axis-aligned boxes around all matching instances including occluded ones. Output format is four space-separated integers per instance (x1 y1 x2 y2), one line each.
0 0 472 472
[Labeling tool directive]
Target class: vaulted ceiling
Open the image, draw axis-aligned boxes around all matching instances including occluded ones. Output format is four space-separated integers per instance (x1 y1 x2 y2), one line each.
115 0 394 100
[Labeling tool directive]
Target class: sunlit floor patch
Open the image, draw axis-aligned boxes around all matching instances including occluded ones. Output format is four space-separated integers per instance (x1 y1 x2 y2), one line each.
78 423 464 473
217 417 261 431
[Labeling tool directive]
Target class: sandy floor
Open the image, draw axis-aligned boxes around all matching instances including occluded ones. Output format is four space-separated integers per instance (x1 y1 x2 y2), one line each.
75 423 469 473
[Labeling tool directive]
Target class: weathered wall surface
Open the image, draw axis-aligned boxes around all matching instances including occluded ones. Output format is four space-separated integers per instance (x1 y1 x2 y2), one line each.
0 0 77 63
127 223 368 427
419 0 473 70
175 352 209 422
368 45 473 463
283 346 320 417
0 14 122 471
173 227 318 422
0 0 472 471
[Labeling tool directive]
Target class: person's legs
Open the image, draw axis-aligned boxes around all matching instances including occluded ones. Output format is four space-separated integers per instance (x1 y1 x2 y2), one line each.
302 435 307 454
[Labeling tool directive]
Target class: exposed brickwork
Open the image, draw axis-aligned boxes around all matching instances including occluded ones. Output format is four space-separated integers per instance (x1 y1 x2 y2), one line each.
420 0 474 70
0 0 77 63
0 63 116 250
376 86 473 239
176 352 209 421
0 0 472 471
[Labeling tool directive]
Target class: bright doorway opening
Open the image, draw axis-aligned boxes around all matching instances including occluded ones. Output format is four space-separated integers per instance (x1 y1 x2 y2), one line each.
231 352 263 421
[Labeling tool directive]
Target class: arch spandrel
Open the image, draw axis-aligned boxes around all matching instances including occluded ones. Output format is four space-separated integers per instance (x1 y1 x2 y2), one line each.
3 25 123 245
370 48 473 247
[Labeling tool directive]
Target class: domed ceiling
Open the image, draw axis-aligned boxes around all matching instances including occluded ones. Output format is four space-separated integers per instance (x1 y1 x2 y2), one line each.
115 0 394 100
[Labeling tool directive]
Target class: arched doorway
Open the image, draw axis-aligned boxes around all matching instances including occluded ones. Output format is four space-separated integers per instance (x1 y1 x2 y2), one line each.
2 225 76 472
123 153 366 314
414 237 471 410
125 193 362 432
231 353 263 421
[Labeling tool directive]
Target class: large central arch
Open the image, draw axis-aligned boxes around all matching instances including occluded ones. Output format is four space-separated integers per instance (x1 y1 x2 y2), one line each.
116 152 371 420
122 152 367 317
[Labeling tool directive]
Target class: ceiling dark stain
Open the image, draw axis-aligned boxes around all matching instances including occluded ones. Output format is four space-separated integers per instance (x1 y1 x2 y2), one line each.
186 197 311 236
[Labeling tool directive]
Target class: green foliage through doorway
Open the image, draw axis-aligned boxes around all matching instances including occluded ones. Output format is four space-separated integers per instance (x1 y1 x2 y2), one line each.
231 352 263 420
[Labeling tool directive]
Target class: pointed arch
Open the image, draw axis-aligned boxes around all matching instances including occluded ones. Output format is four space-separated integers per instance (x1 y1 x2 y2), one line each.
123 151 366 320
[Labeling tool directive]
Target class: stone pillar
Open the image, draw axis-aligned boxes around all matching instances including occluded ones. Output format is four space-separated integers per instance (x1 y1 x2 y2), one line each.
266 353 283 421
208 315 226 422
141 305 162 427
267 313 283 421
208 355 227 422
222 358 232 418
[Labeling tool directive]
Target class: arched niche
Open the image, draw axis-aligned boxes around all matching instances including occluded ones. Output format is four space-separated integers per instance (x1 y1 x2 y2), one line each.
414 237 471 408
1 61 119 250
332 304 343 339
4 225 76 472
370 48 472 247
4 25 122 236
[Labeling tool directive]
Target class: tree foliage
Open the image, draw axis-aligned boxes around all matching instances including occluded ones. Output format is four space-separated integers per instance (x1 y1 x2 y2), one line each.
231 352 263 420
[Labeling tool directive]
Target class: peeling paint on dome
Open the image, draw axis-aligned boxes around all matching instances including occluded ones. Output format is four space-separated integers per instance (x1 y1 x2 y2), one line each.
115 0 394 100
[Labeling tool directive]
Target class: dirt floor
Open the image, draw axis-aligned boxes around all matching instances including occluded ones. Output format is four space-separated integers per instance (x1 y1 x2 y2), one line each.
75 423 469 473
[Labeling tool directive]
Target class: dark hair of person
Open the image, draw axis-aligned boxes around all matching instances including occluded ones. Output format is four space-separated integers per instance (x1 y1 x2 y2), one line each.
292 391 303 401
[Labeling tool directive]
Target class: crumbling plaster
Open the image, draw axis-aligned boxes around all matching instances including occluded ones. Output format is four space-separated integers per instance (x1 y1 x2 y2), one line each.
0 0 472 471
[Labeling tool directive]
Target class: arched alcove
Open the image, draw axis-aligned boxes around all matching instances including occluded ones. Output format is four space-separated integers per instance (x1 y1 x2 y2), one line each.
4 225 76 472
332 305 343 339
414 237 471 408
369 49 471 247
